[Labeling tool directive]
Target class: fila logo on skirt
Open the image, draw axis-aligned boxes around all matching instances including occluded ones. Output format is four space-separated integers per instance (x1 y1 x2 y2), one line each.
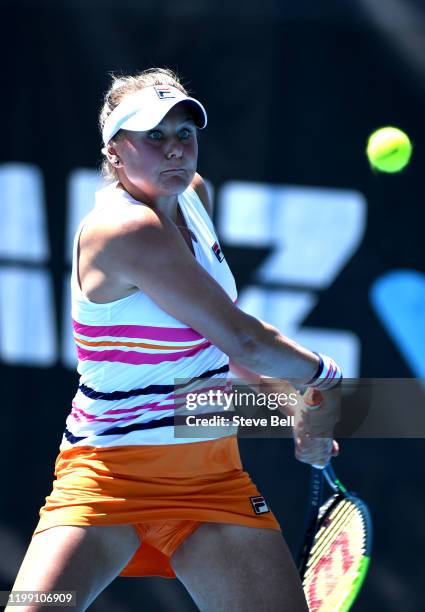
250 496 270 514
212 241 224 262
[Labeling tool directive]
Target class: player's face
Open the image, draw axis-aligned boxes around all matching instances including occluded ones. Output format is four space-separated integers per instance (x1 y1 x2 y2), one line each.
114 105 198 201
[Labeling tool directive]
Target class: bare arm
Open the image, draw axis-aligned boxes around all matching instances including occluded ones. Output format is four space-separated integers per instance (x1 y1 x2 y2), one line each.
103 203 319 384
229 358 298 416
229 359 262 387
190 176 316 382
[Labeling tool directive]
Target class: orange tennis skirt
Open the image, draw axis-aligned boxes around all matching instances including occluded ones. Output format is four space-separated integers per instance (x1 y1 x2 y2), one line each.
33 435 281 578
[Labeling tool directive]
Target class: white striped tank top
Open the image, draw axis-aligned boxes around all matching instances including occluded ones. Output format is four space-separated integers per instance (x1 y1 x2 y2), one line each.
60 182 238 450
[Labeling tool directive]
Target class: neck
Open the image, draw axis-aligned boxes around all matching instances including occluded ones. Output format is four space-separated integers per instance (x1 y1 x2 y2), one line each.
117 175 179 221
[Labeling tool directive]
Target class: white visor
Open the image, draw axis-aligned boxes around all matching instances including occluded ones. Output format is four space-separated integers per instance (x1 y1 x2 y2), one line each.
102 85 207 145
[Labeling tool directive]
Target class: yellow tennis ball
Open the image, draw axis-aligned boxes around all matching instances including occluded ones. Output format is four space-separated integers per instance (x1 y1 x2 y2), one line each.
366 126 412 173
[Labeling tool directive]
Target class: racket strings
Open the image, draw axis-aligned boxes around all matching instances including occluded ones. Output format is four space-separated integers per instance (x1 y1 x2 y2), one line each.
303 500 368 612
306 500 366 572
306 503 356 572
304 506 367 581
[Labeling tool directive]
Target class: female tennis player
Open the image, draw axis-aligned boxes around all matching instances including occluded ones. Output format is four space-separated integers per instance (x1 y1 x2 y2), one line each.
8 68 341 612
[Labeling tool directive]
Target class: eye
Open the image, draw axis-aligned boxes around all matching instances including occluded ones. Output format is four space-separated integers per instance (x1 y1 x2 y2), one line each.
179 127 193 140
147 129 163 140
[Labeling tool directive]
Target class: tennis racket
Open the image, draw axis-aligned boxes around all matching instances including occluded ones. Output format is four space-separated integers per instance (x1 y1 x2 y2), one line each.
298 463 372 612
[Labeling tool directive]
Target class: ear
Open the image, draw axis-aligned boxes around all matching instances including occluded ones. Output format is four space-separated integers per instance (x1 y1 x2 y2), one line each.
104 142 122 168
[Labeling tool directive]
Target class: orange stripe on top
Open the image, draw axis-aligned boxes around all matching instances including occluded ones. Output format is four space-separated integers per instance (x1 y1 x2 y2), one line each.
75 337 202 351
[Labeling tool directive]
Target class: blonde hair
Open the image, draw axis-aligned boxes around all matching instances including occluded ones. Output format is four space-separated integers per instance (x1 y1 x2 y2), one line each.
99 67 189 181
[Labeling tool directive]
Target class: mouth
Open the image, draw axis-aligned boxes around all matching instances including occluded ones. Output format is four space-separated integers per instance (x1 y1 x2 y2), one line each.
161 168 187 174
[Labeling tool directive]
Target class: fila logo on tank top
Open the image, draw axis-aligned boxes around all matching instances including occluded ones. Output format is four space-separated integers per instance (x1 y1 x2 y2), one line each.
212 241 224 262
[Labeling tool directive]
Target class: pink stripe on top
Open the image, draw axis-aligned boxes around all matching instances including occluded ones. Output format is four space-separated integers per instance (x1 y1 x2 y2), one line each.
73 320 204 342
71 401 183 423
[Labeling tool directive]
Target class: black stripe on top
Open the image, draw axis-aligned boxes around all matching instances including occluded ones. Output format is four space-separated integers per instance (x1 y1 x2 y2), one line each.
63 416 176 443
63 411 229 443
78 364 230 400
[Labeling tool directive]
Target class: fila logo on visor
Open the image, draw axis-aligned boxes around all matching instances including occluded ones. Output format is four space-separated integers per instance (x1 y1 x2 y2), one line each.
250 496 270 515
154 86 176 100
212 241 224 262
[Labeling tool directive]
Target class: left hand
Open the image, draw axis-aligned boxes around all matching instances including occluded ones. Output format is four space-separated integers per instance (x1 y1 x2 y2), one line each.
293 432 339 468
292 387 340 468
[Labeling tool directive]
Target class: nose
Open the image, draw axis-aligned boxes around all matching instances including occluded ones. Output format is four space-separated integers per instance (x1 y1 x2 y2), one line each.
164 136 183 159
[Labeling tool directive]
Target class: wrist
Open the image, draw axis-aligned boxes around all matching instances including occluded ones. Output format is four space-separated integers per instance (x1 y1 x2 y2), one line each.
305 352 342 390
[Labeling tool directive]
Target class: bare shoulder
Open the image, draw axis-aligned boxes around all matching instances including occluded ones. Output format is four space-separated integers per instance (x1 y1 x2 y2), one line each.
81 202 161 243
77 203 170 301
80 203 172 267
191 173 213 218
